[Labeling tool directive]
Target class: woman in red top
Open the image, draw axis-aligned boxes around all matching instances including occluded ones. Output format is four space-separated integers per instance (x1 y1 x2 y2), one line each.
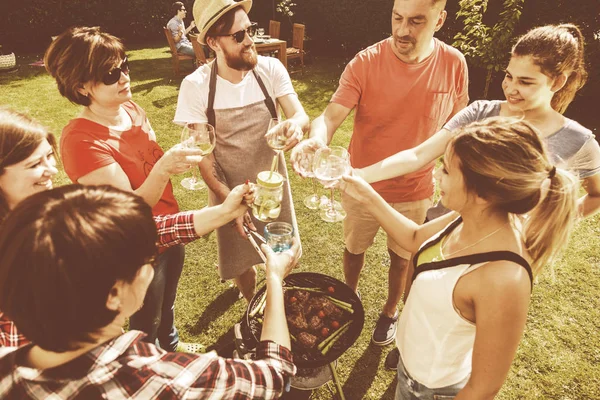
0 107 252 348
45 26 207 352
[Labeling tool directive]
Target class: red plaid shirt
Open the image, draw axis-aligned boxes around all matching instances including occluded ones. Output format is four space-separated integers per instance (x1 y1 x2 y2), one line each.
154 211 199 248
0 330 295 399
0 313 29 348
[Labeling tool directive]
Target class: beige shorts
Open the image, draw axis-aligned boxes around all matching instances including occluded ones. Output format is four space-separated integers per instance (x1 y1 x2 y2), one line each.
342 192 432 259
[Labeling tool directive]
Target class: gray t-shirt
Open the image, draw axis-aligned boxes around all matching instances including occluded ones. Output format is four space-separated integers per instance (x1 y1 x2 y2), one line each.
167 16 191 50
444 100 600 178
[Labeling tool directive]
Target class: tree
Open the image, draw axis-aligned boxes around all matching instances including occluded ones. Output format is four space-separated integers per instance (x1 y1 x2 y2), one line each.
452 0 524 97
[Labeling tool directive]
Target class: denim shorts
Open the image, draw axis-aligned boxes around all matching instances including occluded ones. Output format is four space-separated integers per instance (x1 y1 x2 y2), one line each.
395 353 469 400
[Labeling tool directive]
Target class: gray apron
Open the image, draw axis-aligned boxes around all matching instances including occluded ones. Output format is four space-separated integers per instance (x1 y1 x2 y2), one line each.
207 61 299 280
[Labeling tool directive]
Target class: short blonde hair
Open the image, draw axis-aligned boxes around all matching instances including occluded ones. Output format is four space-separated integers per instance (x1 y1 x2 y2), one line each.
44 26 125 106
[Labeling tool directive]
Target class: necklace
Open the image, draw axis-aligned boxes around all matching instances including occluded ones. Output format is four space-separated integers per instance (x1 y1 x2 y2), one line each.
433 222 508 262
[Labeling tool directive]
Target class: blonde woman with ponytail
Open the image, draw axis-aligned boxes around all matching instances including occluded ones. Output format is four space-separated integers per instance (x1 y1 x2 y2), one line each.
338 117 578 399
357 23 600 219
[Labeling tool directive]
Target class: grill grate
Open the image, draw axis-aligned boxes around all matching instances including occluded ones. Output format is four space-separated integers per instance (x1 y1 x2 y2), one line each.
244 272 364 369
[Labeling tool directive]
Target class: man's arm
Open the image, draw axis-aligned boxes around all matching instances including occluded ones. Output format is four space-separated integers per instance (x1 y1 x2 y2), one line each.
310 102 352 145
290 102 352 175
198 153 230 203
277 94 309 151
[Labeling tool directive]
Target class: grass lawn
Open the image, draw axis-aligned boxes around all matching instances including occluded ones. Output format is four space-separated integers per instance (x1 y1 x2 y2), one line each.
1 43 599 400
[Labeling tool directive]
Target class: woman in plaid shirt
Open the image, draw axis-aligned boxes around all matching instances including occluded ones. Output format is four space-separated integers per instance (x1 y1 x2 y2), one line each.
0 108 255 348
0 184 299 399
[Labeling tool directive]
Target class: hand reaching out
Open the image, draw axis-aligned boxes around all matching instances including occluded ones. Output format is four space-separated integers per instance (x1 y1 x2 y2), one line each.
290 137 326 177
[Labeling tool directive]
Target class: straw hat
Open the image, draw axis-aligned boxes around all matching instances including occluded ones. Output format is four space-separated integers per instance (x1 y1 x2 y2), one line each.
194 0 253 45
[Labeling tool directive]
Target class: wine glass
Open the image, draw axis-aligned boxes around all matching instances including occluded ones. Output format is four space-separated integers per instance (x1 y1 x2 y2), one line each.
313 146 350 222
257 27 265 37
295 149 320 210
180 123 216 191
265 117 287 174
266 118 287 151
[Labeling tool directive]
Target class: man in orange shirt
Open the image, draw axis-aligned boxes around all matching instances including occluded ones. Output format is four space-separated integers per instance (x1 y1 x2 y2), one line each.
292 0 468 349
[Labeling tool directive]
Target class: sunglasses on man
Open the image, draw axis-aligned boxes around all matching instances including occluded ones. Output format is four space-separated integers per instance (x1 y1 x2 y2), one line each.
214 23 258 44
102 57 129 86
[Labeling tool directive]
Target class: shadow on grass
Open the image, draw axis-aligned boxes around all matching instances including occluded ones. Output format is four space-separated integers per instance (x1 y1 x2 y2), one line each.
381 375 398 400
189 287 239 336
206 326 236 357
341 344 385 399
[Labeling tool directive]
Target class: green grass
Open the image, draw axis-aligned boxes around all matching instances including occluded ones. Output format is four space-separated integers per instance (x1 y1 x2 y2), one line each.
1 44 599 400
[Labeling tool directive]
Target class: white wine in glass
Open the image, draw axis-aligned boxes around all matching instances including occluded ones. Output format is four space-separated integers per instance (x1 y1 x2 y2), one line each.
180 123 216 191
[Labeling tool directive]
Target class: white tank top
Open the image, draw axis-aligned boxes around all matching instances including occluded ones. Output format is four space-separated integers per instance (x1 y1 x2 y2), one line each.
396 218 532 388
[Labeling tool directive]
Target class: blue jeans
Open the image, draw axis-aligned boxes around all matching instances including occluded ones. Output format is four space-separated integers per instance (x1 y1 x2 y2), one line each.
129 245 185 351
177 43 196 57
396 352 469 399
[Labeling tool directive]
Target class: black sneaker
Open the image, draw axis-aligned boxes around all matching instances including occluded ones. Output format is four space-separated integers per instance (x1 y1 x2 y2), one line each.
384 347 400 370
371 311 399 346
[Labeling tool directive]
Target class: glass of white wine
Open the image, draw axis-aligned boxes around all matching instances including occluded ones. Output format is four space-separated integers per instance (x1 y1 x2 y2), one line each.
180 122 216 191
295 149 320 210
313 146 350 223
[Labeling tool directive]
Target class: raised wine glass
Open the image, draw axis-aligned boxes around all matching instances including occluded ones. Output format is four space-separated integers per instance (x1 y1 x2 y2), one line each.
313 146 350 222
180 122 216 191
295 149 320 210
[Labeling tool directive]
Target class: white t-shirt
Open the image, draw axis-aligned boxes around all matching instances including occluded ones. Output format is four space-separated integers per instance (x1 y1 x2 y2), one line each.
174 56 296 124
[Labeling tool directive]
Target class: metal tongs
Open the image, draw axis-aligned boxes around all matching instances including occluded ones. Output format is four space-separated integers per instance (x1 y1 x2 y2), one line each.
243 223 267 263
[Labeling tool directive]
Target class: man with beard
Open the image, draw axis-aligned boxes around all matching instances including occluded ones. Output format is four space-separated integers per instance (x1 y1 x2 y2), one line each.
175 0 308 301
291 0 468 355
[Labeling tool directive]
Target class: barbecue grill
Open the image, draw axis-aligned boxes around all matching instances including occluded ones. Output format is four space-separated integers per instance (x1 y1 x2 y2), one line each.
238 272 364 399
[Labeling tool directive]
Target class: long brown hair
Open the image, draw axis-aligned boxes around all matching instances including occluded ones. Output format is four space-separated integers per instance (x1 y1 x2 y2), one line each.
512 24 587 114
450 117 578 274
0 108 57 221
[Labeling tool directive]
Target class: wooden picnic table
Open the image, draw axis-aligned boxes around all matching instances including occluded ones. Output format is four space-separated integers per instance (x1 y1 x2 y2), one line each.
254 38 287 69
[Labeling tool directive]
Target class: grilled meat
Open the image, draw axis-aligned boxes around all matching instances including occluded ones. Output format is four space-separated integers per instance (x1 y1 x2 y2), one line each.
304 295 328 315
298 331 318 348
308 315 324 332
287 311 308 330
323 301 343 320
287 301 304 315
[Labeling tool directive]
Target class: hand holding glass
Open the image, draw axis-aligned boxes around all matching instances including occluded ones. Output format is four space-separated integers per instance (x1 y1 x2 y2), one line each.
180 123 216 191
313 146 350 222
264 222 293 252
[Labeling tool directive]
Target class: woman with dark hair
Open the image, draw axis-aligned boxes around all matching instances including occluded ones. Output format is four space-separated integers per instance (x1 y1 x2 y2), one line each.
0 107 253 349
338 117 579 399
0 184 299 399
45 26 203 351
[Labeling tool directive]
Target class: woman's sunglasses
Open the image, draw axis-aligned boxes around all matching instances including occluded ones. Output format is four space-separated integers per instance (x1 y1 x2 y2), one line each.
102 57 130 86
214 23 258 44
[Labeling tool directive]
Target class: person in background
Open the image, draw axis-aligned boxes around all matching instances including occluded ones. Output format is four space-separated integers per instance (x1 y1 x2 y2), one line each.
175 0 309 301
291 0 468 347
0 184 299 399
167 1 197 58
359 24 600 221
0 107 254 348
44 26 205 353
338 117 578 399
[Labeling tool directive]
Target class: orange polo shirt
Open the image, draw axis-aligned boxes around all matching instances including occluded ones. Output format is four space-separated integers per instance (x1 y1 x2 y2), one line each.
331 37 469 203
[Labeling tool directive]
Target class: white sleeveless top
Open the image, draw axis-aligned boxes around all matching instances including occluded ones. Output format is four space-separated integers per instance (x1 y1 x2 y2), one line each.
396 218 532 388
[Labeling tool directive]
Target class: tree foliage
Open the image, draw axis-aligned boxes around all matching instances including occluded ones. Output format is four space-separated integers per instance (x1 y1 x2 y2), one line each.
452 0 524 97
